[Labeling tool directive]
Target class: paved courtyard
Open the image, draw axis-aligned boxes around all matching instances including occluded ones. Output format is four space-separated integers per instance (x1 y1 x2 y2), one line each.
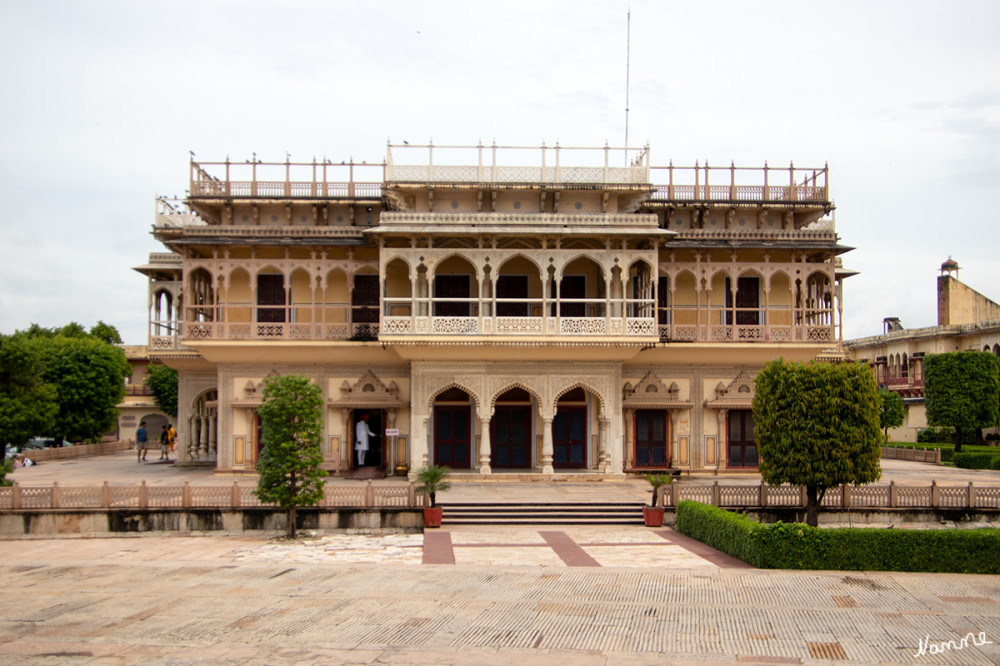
1 454 999 663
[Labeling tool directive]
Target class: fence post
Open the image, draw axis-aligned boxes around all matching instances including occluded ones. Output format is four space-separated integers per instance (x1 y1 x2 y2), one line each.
51 481 60 509
759 482 768 508
842 484 851 509
889 480 897 508
12 482 20 510
101 481 110 508
930 480 939 508
935 448 941 464
968 482 976 508
711 481 721 506
365 481 374 508
799 486 807 508
182 481 192 508
408 482 417 507
139 480 148 509
231 482 240 508
671 481 680 507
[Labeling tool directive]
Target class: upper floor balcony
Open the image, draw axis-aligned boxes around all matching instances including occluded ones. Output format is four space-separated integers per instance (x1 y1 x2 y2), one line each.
188 158 385 200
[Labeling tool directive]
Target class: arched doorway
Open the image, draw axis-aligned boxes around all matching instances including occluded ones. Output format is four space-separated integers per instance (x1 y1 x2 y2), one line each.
433 387 472 468
491 388 533 468
553 387 588 468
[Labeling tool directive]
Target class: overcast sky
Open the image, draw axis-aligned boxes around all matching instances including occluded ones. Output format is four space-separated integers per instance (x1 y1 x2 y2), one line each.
1 0 998 345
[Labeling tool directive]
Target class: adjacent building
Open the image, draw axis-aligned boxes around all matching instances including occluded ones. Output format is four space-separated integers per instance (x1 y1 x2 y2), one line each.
846 259 1000 441
134 142 851 477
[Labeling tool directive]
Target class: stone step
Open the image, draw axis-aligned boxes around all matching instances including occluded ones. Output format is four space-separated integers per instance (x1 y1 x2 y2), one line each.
438 502 646 525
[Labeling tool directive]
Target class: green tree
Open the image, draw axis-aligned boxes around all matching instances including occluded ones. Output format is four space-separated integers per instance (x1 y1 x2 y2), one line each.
924 352 1000 453
254 375 327 538
878 388 905 442
145 363 179 417
0 334 57 448
753 359 882 527
89 321 123 345
33 335 130 443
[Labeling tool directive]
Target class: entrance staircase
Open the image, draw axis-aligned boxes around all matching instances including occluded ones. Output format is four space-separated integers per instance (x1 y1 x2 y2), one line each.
437 502 646 525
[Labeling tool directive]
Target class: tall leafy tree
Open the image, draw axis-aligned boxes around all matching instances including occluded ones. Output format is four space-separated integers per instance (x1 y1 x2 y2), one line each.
878 388 905 442
34 335 130 444
145 363 179 417
89 321 123 345
0 334 58 448
254 375 327 538
924 351 1000 453
753 359 882 527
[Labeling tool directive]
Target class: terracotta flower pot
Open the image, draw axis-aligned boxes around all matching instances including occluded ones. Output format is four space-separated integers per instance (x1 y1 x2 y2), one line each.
643 505 665 527
423 506 443 528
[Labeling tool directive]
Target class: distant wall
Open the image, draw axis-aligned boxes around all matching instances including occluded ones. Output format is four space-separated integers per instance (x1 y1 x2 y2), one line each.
938 275 1000 326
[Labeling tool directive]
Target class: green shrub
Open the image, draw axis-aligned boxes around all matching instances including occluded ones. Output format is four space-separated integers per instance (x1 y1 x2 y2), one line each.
954 452 1000 469
0 458 12 487
991 458 1000 470
675 500 1000 574
918 426 977 445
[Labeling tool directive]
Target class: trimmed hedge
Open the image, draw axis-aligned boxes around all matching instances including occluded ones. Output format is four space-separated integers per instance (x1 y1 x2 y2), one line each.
954 452 1000 469
992 458 1000 470
675 500 1000 574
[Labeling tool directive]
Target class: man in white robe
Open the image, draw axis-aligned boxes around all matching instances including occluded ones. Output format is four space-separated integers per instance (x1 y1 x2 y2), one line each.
355 413 375 466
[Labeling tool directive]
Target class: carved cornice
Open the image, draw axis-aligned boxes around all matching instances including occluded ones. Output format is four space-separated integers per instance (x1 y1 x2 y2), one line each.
622 370 692 410
704 369 756 409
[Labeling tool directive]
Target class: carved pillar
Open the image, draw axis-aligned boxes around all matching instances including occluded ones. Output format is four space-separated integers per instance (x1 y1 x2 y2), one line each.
623 409 635 470
478 417 492 474
198 411 209 459
188 415 198 459
669 410 679 467
598 417 611 473
209 409 217 458
717 409 728 468
541 416 554 474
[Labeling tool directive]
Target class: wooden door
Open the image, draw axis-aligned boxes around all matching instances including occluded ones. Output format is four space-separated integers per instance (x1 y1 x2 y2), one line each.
434 405 471 468
634 409 668 467
553 407 586 468
496 275 528 317
351 274 379 338
434 275 471 317
727 410 758 467
257 274 285 322
559 275 586 317
491 405 531 467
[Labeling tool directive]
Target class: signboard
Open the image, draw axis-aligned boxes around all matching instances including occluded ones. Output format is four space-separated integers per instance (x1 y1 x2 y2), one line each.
385 428 400 437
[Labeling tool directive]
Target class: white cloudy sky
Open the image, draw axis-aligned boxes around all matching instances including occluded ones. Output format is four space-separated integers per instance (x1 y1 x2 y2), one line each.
1 0 998 345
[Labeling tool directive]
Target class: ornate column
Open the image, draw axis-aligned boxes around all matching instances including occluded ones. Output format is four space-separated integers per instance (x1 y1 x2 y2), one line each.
541 416 554 474
198 411 209 459
188 415 198 460
716 409 728 468
623 408 635 470
668 410 679 467
478 417 492 474
208 408 218 458
598 417 611 473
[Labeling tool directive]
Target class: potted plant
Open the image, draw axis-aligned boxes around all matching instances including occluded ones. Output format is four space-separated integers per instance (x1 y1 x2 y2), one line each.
415 464 452 528
642 473 671 527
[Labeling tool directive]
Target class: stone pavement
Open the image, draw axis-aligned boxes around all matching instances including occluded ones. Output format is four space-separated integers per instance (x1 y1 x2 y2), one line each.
0 532 998 665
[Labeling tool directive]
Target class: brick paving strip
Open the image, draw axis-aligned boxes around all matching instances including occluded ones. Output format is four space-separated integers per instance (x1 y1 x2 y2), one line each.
422 530 456 564
538 530 602 567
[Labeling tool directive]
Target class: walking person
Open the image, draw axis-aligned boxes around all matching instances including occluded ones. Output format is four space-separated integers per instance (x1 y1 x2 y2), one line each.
355 413 375 467
136 421 149 462
158 425 169 460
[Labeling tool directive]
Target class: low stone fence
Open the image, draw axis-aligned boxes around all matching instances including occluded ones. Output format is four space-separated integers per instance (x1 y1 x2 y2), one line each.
0 481 425 510
880 446 941 464
662 481 999 510
16 441 134 462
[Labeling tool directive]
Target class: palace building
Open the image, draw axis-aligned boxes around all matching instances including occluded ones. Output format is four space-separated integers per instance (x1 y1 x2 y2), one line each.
846 259 1000 442
134 142 850 477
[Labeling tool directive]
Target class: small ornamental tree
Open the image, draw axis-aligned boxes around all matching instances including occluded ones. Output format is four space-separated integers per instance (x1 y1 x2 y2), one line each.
254 375 327 538
878 388 905 442
924 352 1000 453
753 359 882 527
145 363 179 418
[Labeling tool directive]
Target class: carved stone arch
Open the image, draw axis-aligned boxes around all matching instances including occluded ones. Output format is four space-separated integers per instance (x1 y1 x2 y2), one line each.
427 381 482 413
552 380 607 420
429 252 482 284
191 386 219 411
496 252 545 281
765 267 793 292
557 253 604 281
383 255 414 280
488 381 544 414
626 256 655 275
